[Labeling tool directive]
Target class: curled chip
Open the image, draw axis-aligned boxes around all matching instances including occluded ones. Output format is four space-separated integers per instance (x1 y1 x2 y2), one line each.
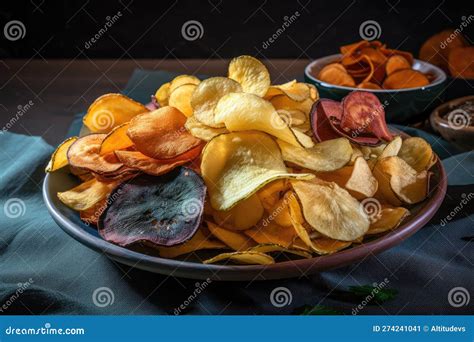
385 55 411 76
277 138 352 172
155 82 171 106
398 137 435 172
46 137 78 172
228 55 270 97
207 221 256 251
127 106 202 159
265 80 311 102
201 131 313 210
270 95 313 116
191 77 242 127
378 135 402 159
367 207 410 235
212 194 264 231
373 156 429 206
157 229 226 258
115 150 197 176
214 92 312 148
99 123 133 155
185 115 229 141
99 168 206 247
168 83 197 117
67 134 124 174
318 63 356 87
58 178 119 211
203 251 274 265
245 221 296 248
169 74 200 92
291 178 370 241
83 94 148 133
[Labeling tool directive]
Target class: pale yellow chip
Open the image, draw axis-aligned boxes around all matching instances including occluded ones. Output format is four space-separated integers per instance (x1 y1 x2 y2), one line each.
268 193 293 227
257 179 289 211
307 83 319 101
277 109 307 126
184 115 229 141
157 229 226 258
203 251 274 265
398 137 435 172
212 194 264 230
292 178 370 241
191 77 242 127
207 221 256 251
373 156 429 206
99 123 133 155
214 92 311 148
57 178 118 211
83 94 148 133
228 55 270 97
378 136 402 159
367 207 410 235
168 83 197 117
155 82 171 106
169 75 200 92
310 238 352 255
45 137 78 172
265 80 310 102
277 138 352 172
270 95 313 115
249 244 312 258
201 131 313 210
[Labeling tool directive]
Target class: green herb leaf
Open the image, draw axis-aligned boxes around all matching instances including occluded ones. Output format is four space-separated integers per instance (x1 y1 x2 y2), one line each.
349 285 397 303
298 305 342 315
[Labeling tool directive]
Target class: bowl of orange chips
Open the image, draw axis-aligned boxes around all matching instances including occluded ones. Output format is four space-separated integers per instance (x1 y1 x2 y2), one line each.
305 40 447 124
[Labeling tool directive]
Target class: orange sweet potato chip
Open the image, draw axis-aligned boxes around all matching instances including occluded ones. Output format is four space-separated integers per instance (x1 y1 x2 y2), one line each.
385 55 411 76
318 64 355 87
383 69 429 89
448 46 474 79
114 150 191 176
357 82 381 90
127 106 203 159
419 29 466 72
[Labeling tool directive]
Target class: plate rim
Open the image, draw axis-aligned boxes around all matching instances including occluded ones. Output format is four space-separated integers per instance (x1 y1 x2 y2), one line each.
43 150 447 281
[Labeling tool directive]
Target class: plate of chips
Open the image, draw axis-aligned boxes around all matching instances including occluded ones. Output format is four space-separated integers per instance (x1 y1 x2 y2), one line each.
304 40 447 123
43 56 447 280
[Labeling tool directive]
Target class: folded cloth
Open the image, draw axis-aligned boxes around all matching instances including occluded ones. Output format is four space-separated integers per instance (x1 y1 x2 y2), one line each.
0 69 472 315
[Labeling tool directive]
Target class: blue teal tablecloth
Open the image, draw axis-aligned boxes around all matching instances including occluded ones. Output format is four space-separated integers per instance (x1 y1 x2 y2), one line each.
0 70 472 315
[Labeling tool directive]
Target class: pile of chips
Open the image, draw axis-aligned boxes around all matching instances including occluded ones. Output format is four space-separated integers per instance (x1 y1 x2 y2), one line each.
419 29 474 79
46 55 436 265
316 40 434 89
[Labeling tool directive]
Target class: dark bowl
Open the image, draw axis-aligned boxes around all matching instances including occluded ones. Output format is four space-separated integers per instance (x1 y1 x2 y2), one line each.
43 136 447 281
304 54 447 124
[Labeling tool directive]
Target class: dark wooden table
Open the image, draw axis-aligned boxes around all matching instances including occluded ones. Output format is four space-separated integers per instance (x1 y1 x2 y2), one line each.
0 59 309 146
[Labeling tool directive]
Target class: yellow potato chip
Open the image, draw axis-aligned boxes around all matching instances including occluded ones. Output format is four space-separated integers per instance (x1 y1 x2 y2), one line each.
155 82 171 106
157 229 226 258
45 137 78 172
191 77 242 127
265 80 310 102
83 94 148 133
398 137 434 172
169 75 200 92
99 123 133 155
249 244 312 258
257 179 289 211
378 135 402 159
277 138 352 172
57 178 118 211
212 194 264 231
201 131 313 210
367 207 410 235
184 115 229 141
310 237 352 254
270 95 313 115
214 92 311 148
228 55 270 97
292 178 370 241
203 251 274 265
207 221 256 251
168 83 197 117
268 194 293 227
245 222 296 248
276 109 307 126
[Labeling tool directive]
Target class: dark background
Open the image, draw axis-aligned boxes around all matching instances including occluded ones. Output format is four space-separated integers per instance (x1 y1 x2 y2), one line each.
0 0 472 60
